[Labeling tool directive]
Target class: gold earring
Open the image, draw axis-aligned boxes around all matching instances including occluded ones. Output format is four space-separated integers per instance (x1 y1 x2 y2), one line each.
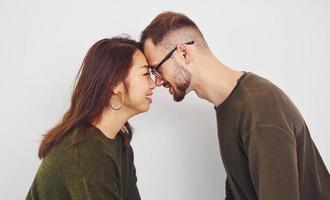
110 92 124 110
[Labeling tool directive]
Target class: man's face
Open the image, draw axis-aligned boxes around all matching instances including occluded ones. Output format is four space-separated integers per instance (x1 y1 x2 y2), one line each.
143 39 191 102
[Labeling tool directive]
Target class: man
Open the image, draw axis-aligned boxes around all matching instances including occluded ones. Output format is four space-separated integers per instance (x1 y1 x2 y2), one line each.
140 12 330 199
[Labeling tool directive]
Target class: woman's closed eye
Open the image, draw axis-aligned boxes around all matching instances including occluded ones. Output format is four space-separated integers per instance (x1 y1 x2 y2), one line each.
144 68 151 76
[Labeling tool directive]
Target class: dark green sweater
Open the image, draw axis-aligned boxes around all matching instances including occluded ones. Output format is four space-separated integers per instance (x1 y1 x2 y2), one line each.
216 72 330 200
26 124 141 200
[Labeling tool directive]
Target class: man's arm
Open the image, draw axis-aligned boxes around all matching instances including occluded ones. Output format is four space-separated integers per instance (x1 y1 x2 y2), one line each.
225 177 235 200
243 124 300 200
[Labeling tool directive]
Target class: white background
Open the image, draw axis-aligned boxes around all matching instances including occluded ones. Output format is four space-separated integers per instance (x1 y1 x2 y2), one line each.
1 0 329 199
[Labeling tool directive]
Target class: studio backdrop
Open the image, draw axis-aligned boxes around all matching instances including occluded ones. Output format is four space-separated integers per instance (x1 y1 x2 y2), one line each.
1 0 329 199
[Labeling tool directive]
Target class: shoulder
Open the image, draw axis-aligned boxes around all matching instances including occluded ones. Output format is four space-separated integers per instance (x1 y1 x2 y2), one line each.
72 127 121 180
74 125 117 162
232 73 302 140
239 73 281 104
240 72 292 107
239 72 301 124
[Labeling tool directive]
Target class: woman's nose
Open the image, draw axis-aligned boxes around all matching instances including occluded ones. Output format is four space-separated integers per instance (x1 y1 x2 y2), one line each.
150 78 156 89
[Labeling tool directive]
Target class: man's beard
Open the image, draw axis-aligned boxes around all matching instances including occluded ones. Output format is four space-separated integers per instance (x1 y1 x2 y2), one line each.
172 65 191 102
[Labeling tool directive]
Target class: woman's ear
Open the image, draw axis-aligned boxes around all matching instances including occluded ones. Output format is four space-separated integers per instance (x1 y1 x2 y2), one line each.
112 81 124 94
177 43 192 65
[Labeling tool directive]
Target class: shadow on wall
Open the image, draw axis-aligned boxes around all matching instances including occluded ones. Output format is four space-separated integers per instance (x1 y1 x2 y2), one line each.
132 91 227 200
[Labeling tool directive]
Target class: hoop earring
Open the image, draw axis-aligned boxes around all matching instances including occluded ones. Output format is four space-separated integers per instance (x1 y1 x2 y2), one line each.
110 92 124 110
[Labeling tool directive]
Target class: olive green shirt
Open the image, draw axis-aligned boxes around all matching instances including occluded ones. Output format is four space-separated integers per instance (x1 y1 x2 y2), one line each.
216 72 330 200
26 124 141 200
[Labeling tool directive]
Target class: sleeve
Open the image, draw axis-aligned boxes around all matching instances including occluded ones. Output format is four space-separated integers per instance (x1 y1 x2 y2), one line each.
25 177 38 200
76 141 122 200
243 124 300 200
225 177 235 200
127 146 141 200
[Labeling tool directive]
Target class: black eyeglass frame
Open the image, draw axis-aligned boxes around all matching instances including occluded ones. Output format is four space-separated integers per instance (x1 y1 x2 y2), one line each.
150 40 194 78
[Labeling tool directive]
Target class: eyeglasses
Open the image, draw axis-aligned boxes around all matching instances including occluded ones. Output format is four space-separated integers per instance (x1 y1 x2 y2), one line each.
150 40 194 78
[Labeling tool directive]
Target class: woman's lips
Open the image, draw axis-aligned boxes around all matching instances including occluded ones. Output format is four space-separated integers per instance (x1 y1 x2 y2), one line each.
146 93 153 103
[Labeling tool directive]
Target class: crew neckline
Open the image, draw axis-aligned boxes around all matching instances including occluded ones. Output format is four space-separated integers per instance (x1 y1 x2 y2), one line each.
214 71 250 111
83 122 122 142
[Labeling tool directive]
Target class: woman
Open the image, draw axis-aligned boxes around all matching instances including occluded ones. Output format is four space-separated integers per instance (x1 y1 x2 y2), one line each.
26 36 155 200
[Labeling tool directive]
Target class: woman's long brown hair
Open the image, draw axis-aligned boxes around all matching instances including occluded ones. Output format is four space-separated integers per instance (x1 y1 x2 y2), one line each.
38 36 140 159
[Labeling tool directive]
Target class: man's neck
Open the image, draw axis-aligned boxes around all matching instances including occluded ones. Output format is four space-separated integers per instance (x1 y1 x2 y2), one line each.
190 57 244 107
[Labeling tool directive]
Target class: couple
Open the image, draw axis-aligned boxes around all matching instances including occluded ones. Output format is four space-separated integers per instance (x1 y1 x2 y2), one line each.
27 12 330 200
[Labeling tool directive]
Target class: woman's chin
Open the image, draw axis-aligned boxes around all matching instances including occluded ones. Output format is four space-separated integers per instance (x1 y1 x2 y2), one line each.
142 103 151 112
135 103 151 114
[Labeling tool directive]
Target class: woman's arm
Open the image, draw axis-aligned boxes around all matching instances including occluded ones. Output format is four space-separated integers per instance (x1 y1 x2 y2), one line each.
127 146 141 200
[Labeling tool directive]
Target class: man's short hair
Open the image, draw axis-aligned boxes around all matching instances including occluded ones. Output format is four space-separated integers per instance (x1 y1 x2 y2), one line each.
140 11 208 51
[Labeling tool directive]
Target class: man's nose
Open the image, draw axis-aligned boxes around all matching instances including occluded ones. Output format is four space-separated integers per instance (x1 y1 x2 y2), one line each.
155 76 164 87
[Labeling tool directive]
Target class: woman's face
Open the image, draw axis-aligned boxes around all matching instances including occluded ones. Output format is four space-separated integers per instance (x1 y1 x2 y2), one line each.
123 50 156 113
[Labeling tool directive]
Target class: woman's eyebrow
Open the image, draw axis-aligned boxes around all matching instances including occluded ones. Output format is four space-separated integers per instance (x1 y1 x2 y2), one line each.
148 64 157 69
140 65 151 68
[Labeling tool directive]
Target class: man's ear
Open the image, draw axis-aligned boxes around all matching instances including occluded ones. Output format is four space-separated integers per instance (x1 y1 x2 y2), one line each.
177 43 192 64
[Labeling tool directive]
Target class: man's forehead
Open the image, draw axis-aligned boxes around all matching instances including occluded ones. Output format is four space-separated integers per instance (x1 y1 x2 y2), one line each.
143 39 162 67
